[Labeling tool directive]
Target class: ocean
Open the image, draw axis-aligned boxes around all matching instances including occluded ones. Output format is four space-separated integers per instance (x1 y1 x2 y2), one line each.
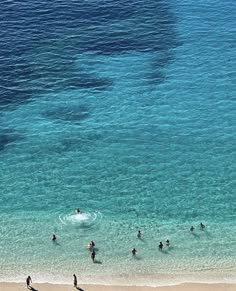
0 0 235 286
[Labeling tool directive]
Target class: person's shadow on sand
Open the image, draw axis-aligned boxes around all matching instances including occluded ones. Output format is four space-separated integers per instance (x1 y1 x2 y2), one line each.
27 287 38 291
75 287 84 291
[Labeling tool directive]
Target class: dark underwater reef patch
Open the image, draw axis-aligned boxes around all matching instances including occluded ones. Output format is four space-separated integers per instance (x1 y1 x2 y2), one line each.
29 51 113 93
1 0 179 56
42 104 90 123
48 0 179 55
0 46 112 107
0 128 22 151
145 51 175 84
0 0 179 106
44 131 103 154
60 132 102 152
0 55 34 106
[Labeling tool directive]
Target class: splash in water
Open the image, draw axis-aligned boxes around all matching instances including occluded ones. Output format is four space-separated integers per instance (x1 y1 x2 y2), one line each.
59 211 102 228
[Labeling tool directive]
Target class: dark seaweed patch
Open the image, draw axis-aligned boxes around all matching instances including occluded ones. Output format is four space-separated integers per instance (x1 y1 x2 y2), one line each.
0 56 34 106
0 128 22 151
0 0 179 106
42 104 90 123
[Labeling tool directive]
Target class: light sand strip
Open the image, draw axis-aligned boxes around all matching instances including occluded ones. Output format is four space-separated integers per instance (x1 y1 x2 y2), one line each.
0 282 235 291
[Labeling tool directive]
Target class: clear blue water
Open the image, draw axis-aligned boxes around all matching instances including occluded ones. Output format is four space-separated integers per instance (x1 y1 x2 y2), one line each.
0 0 236 286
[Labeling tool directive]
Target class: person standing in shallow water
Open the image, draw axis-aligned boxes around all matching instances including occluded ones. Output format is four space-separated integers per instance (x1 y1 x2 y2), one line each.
73 274 77 287
26 276 32 289
91 249 96 263
51 233 57 241
200 222 205 229
158 242 163 250
132 247 137 255
190 226 194 232
137 230 142 238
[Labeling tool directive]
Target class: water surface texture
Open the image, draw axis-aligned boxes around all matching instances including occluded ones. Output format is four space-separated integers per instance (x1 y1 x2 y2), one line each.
0 0 236 286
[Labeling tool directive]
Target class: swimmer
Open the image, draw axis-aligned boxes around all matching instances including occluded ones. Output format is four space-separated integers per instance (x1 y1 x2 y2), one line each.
132 247 137 255
51 234 57 241
137 230 142 238
158 242 163 250
166 239 170 246
87 240 95 249
75 208 81 214
91 250 96 263
200 222 205 229
190 226 194 232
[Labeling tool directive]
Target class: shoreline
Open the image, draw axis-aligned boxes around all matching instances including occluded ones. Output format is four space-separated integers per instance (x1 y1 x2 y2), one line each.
1 272 236 287
0 282 236 291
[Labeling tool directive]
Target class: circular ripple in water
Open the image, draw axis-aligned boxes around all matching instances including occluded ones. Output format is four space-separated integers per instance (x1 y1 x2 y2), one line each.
59 211 102 228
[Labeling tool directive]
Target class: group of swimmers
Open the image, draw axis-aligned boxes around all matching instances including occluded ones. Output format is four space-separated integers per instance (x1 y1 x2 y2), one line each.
51 222 206 258
51 209 97 263
51 236 96 263
190 222 205 232
51 209 206 261
157 239 170 250
131 222 206 255
131 230 169 255
51 233 96 263
132 230 170 254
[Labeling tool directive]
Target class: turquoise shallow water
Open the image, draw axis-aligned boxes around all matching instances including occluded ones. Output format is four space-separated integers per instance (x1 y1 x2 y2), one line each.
0 0 236 286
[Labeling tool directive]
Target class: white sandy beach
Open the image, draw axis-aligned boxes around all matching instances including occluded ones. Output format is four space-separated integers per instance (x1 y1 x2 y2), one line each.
0 283 235 291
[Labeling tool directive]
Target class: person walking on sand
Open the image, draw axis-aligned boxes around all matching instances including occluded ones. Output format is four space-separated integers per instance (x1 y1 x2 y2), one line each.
26 276 32 289
73 274 77 287
91 249 96 263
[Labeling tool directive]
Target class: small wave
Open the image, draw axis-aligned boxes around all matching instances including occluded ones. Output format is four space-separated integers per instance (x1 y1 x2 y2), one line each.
59 211 102 227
